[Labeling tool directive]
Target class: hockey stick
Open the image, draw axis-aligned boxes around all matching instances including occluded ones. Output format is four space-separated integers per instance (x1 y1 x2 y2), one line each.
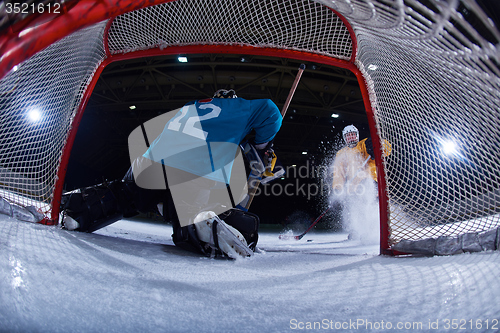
280 64 306 116
278 155 372 240
243 64 306 210
278 206 331 240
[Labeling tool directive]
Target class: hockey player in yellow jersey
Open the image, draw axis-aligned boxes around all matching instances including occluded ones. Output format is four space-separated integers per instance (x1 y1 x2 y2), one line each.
332 125 378 196
331 125 391 242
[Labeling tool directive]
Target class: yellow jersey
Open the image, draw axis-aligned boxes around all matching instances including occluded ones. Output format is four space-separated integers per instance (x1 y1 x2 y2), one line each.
332 138 391 191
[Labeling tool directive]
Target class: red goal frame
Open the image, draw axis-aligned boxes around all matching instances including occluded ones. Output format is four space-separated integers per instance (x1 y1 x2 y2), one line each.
0 0 391 254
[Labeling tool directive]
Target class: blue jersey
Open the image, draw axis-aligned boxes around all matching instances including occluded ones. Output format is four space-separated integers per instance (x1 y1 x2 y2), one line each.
144 98 282 182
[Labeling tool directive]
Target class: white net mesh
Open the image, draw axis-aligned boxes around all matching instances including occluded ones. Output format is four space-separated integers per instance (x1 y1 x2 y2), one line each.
323 0 500 248
107 0 352 59
0 0 499 253
0 22 108 215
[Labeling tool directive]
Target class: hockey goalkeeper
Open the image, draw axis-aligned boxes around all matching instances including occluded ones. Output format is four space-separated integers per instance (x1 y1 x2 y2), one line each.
60 89 283 259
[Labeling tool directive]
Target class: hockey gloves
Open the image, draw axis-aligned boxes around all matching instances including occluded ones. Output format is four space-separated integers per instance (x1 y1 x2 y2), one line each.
241 141 285 184
365 136 375 160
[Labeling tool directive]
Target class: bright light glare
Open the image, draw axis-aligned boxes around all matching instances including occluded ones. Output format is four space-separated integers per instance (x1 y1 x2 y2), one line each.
441 140 457 155
178 56 188 63
435 135 463 158
28 108 41 122
331 113 339 118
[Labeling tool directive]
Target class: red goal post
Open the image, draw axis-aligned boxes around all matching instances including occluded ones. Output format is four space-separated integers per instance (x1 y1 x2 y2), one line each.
0 0 499 256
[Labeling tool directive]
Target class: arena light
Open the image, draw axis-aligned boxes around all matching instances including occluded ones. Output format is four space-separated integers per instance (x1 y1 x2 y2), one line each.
331 113 339 118
435 135 464 158
177 56 188 63
27 108 41 122
442 140 457 155
129 105 136 110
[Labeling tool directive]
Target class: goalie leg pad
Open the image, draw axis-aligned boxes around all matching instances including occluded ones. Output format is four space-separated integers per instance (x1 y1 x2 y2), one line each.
194 211 253 259
171 223 207 255
61 184 122 232
218 208 260 250
169 204 260 257
61 181 140 232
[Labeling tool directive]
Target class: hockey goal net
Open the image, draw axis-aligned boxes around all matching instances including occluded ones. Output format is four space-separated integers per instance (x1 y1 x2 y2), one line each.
0 0 499 255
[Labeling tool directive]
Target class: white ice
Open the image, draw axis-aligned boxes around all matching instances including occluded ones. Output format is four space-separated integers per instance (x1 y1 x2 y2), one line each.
1 213 500 333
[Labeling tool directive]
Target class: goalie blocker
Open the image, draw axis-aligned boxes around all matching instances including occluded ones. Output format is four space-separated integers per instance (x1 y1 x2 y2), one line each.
241 140 285 184
237 140 285 210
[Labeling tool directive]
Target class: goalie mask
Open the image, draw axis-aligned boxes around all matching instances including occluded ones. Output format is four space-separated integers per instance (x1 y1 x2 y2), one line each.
213 89 238 99
342 125 359 148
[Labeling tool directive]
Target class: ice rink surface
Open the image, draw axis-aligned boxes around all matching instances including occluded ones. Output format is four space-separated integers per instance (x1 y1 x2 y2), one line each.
1 214 500 332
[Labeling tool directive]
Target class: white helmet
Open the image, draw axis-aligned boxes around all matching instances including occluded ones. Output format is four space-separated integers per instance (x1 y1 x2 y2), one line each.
342 125 359 148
